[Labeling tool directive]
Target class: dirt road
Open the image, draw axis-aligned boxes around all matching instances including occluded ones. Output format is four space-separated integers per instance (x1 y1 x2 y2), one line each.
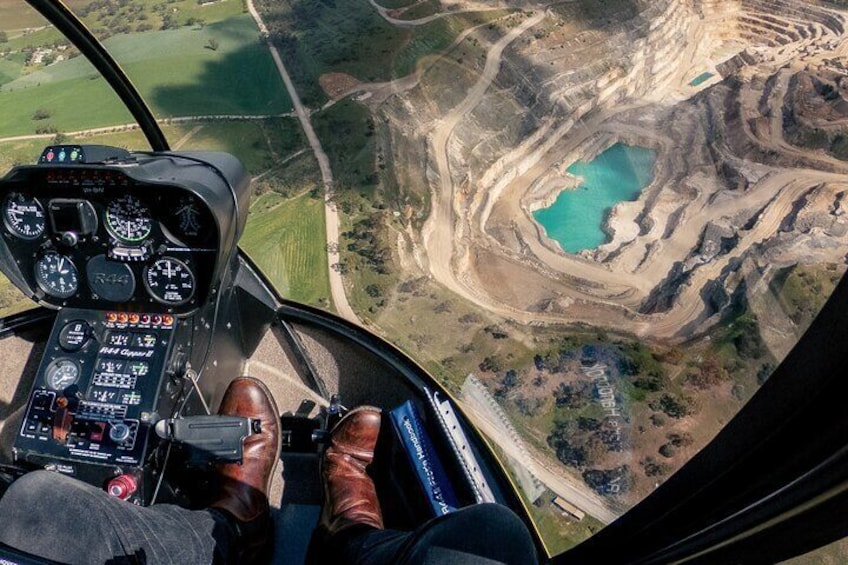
246 0 359 324
422 10 546 308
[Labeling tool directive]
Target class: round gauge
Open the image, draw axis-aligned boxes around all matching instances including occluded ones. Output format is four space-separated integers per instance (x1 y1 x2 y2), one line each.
34 253 79 299
3 194 45 240
44 358 80 391
105 195 152 243
144 257 195 305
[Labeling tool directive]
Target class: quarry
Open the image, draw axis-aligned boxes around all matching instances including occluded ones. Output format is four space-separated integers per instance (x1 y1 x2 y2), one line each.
369 0 848 358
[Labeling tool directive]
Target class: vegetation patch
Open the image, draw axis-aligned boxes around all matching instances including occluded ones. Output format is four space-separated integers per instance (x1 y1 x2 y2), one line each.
376 0 419 8
170 118 305 175
397 0 441 20
255 0 514 105
0 273 32 318
771 263 844 331
313 99 378 190
241 191 331 307
0 15 289 137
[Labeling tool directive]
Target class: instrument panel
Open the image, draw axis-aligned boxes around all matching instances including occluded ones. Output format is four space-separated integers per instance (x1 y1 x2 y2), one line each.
0 165 219 314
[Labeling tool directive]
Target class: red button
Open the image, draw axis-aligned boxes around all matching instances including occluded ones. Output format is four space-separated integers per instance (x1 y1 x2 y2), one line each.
106 474 138 500
151 315 161 325
140 314 150 324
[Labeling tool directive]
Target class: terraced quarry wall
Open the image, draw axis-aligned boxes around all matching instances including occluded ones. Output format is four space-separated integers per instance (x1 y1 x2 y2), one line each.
379 0 848 346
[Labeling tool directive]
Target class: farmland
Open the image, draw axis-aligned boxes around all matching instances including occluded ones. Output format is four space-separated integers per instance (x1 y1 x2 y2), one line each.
241 191 331 307
0 14 289 137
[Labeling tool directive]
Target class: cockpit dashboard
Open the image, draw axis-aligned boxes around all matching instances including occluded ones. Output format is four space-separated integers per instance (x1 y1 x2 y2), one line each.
0 145 249 316
0 146 253 505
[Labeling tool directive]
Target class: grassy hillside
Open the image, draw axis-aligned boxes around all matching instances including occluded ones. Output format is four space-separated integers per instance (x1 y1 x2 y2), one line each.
255 0 513 104
0 15 290 137
241 191 331 307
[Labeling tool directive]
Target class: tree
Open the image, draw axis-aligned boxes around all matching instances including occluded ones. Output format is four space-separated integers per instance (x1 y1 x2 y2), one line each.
686 357 729 389
364 284 381 298
582 465 631 495
650 393 697 419
206 38 220 51
553 382 588 409
0 31 8 43
32 108 52 121
642 457 670 477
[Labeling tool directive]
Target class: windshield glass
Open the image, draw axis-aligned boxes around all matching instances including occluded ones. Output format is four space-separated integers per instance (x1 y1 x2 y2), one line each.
3 0 848 556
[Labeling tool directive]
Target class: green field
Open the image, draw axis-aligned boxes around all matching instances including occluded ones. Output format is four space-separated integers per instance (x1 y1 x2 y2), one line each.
0 0 47 30
375 0 419 8
0 0 245 39
256 0 514 104
241 191 331 306
0 116 305 178
0 15 290 137
167 118 305 175
398 0 441 20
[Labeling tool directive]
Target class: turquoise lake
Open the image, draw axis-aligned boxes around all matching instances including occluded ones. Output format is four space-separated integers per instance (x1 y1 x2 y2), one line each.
690 72 714 86
532 143 657 254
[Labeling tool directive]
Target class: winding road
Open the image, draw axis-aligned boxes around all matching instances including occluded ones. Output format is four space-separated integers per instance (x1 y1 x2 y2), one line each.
245 0 360 324
422 10 547 308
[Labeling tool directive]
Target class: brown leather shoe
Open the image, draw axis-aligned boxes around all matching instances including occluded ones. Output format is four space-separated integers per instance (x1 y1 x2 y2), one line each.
320 406 384 536
211 377 281 561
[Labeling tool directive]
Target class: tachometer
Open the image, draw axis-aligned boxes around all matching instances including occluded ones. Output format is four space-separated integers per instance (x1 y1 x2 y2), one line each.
105 195 152 243
34 253 79 299
144 257 195 305
44 358 80 391
3 194 46 240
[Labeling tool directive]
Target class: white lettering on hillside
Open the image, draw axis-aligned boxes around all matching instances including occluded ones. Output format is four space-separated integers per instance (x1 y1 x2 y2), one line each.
582 363 625 492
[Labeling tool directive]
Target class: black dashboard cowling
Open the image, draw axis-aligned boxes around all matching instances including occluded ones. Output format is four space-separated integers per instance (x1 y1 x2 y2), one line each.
0 148 250 316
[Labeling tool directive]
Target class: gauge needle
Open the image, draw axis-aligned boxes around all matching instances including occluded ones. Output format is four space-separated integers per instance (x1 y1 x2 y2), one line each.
58 257 67 274
166 262 173 278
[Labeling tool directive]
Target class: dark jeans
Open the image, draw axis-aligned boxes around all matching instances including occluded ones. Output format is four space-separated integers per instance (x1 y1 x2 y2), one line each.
0 471 235 565
0 471 537 565
323 504 538 565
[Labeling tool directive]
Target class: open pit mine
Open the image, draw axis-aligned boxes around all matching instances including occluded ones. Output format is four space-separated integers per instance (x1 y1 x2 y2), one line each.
379 0 848 353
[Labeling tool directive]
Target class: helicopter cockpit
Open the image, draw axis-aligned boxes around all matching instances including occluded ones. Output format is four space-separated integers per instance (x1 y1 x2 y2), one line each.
2 0 848 563
0 146 251 504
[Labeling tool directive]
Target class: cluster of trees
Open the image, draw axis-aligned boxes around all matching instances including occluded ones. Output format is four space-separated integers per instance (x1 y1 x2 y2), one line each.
552 381 591 409
341 212 393 276
493 369 519 400
658 432 694 458
582 466 631 496
76 0 208 36
649 393 698 419
617 341 668 392
546 416 625 470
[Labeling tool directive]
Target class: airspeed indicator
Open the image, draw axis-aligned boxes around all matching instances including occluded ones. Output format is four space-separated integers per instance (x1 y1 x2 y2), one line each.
3 194 45 240
144 257 195 305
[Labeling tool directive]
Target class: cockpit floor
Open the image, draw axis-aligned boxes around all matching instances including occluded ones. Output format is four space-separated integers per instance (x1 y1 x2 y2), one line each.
0 317 390 564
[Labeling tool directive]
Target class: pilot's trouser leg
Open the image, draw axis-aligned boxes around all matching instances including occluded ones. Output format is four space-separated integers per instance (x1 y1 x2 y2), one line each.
0 470 237 565
331 503 537 565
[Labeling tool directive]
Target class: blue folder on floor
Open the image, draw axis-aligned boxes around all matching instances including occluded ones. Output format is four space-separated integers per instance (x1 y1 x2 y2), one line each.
389 400 460 516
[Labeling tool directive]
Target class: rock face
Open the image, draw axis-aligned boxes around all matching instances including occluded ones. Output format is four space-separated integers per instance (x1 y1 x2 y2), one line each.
381 0 848 341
